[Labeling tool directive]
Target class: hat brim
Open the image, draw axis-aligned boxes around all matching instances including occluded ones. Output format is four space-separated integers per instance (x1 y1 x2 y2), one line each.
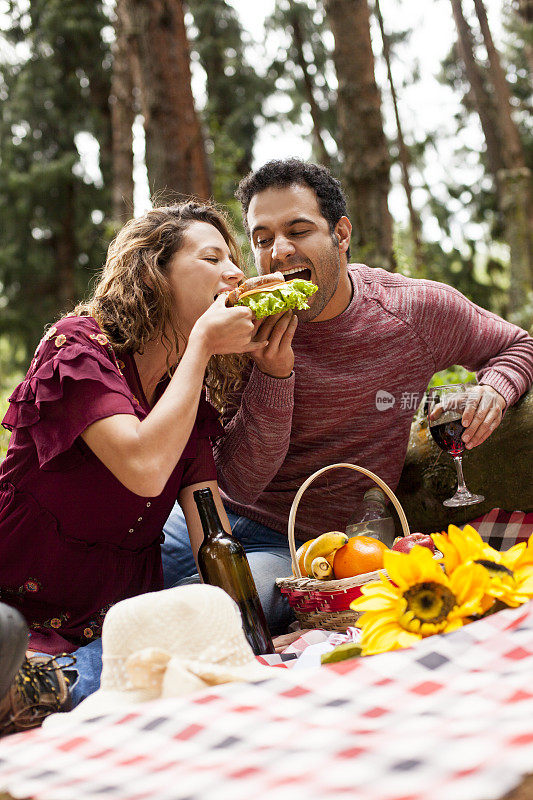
44 657 277 727
181 656 275 686
44 685 161 727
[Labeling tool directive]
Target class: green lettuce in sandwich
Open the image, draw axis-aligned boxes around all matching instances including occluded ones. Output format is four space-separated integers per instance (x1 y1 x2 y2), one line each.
225 271 318 319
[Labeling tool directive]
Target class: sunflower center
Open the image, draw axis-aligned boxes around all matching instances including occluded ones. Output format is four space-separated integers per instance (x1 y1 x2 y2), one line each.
402 582 456 627
475 559 515 581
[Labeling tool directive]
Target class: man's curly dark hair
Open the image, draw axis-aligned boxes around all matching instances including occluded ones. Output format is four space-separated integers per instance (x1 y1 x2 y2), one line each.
236 158 348 239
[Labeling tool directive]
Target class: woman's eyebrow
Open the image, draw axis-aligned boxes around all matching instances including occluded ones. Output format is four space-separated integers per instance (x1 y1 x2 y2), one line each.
199 245 228 255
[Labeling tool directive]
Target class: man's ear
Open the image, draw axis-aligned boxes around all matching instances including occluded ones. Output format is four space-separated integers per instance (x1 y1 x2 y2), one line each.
334 217 351 255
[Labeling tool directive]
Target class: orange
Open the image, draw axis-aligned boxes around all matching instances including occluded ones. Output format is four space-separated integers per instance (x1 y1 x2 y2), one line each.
333 536 388 579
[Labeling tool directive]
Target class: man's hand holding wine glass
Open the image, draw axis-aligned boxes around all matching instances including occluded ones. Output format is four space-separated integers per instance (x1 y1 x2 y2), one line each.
429 384 507 449
460 385 507 449
427 384 492 507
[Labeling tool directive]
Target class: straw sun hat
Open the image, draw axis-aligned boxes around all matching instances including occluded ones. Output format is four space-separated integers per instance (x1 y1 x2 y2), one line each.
52 585 275 721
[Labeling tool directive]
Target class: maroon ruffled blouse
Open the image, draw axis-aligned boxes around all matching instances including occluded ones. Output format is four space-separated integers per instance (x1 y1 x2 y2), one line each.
0 316 221 654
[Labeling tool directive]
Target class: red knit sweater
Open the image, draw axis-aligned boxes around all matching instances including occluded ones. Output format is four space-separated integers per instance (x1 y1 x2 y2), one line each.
214 265 533 540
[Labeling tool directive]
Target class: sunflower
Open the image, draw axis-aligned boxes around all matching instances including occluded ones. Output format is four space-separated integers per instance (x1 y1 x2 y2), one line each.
512 533 533 569
433 525 533 609
351 545 488 656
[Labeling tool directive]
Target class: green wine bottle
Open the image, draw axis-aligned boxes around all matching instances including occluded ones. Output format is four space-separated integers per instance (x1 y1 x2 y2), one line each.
193 488 275 656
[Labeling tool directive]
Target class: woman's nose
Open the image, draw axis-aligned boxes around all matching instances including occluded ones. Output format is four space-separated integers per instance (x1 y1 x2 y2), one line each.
222 262 245 284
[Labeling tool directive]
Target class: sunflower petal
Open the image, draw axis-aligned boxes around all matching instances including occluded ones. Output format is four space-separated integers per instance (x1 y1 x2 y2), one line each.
449 562 488 612
351 593 395 612
501 542 527 569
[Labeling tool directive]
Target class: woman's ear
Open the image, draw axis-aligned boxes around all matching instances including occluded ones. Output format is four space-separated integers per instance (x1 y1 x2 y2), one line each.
334 217 352 256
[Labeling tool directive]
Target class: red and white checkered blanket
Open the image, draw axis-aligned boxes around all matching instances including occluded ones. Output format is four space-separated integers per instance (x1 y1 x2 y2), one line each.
3 600 533 799
462 506 533 549
1 508 533 800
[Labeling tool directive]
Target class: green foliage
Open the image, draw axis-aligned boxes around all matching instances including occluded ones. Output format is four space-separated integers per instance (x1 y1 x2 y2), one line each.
187 0 271 201
509 290 533 334
429 366 476 388
265 0 338 167
502 5 533 164
434 3 532 315
0 0 113 364
0 338 23 461
0 396 11 463
393 225 508 318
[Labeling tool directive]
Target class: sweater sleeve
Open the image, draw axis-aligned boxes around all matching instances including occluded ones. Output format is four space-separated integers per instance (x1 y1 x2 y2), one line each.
212 364 295 504
407 280 533 407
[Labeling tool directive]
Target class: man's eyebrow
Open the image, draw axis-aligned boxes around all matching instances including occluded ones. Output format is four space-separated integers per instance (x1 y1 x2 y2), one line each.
251 224 268 237
251 217 316 237
286 217 315 226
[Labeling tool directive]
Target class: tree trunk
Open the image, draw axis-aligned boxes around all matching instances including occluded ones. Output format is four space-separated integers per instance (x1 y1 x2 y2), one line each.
395 389 533 533
121 0 211 200
374 0 424 272
473 0 533 308
449 0 504 178
111 0 135 221
324 0 394 270
474 0 525 170
499 167 533 310
450 0 533 310
290 12 331 168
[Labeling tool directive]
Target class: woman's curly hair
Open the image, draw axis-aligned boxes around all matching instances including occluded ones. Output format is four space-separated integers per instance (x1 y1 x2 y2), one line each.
74 202 247 412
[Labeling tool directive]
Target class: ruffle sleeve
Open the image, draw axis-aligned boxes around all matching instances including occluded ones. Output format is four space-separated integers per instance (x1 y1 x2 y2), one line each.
2 320 139 467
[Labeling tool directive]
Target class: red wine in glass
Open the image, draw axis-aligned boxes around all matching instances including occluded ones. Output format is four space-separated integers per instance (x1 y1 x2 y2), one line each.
429 417 466 456
426 384 484 507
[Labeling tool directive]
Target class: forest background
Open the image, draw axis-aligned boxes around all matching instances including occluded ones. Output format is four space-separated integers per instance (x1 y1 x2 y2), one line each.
0 0 532 460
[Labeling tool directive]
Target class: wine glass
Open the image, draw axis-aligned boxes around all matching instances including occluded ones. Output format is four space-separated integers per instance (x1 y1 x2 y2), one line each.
426 384 485 507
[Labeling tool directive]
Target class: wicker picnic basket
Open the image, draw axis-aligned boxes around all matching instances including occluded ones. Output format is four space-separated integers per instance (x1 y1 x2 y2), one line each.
276 462 411 632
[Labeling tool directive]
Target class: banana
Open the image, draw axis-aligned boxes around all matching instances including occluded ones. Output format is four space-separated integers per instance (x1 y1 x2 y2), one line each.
311 557 334 580
294 543 307 575
303 531 348 576
293 540 315 576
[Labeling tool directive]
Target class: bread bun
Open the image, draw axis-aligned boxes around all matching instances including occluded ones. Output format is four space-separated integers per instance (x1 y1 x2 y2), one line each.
225 272 285 307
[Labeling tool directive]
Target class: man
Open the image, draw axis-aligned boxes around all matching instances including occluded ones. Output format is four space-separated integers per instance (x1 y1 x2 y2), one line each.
163 159 533 633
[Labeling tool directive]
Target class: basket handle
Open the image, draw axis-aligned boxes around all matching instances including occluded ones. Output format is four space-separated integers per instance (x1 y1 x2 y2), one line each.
288 463 410 578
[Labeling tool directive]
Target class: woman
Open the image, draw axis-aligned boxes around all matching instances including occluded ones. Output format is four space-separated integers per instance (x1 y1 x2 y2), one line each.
0 202 266 728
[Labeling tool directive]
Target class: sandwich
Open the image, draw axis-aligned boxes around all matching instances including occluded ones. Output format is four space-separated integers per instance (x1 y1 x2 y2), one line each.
225 272 318 319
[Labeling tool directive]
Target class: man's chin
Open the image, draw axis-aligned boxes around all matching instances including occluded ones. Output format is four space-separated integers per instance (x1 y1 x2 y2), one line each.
294 301 323 323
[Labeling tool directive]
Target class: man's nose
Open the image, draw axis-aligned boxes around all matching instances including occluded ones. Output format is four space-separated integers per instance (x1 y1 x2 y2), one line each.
271 234 296 263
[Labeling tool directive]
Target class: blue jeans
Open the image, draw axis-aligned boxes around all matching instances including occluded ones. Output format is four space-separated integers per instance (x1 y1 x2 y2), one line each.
37 636 103 710
162 502 294 635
